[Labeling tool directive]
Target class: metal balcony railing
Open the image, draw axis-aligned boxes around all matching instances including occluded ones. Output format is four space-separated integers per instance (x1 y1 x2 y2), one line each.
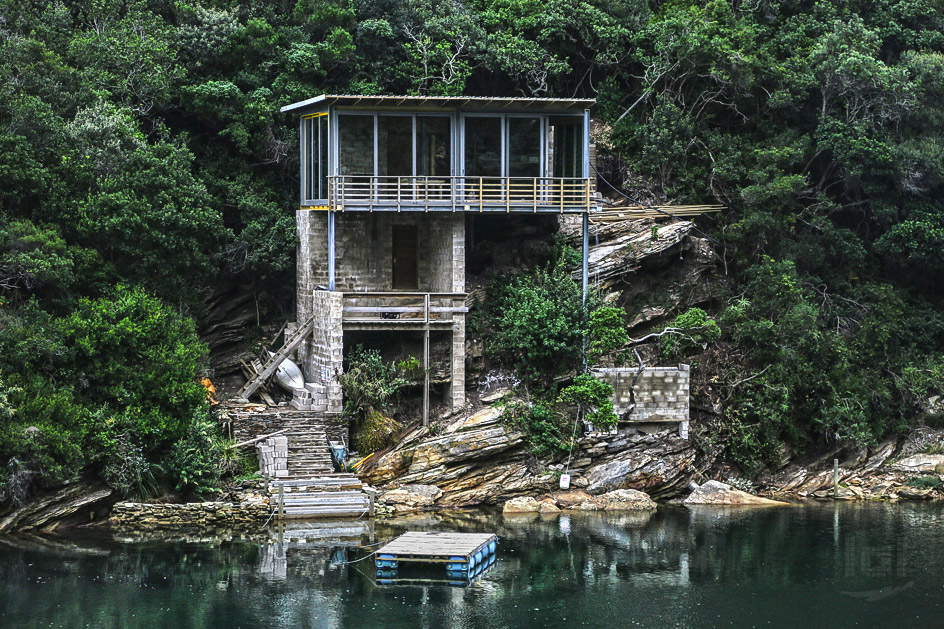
327 176 595 213
341 292 468 325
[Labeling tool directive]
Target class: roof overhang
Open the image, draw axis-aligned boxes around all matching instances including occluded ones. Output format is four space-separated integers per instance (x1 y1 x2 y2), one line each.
280 94 594 115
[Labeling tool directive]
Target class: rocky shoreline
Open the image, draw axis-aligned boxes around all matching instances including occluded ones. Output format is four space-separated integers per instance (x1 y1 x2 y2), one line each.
2 398 943 533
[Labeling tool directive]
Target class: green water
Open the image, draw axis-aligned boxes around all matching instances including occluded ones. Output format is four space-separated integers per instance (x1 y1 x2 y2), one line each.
2 503 943 628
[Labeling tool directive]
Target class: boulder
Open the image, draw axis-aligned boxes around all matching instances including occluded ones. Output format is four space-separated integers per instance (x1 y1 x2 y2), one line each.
380 485 443 511
684 480 789 506
538 500 561 514
502 496 542 513
570 489 657 511
550 490 593 508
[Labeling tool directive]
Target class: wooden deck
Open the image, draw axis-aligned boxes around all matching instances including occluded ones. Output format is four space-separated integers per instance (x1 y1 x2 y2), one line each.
376 531 497 565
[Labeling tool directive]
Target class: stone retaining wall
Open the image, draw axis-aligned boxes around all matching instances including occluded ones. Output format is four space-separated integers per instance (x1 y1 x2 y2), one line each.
592 365 690 438
110 500 270 528
231 410 347 448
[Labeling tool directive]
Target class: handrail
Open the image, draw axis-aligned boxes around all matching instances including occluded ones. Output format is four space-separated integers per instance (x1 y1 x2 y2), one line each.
326 175 595 212
340 292 468 324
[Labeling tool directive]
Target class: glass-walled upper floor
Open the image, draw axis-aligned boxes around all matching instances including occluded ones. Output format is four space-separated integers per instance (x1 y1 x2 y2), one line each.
293 97 594 212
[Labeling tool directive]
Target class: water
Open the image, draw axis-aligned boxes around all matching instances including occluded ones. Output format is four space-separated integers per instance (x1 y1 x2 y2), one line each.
2 503 943 628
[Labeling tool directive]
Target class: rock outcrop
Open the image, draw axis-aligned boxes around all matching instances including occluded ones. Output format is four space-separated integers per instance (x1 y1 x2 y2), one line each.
358 402 698 507
890 454 944 474
684 480 789 506
0 481 114 533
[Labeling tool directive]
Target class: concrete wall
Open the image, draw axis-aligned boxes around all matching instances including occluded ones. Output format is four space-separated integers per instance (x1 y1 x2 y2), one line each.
592 365 690 436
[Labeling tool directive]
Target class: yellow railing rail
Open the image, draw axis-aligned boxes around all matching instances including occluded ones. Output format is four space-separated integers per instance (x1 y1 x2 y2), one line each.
327 176 594 212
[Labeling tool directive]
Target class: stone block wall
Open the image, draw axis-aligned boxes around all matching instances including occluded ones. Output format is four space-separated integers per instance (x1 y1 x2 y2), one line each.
296 212 463 295
110 501 269 528
592 365 691 438
256 435 288 478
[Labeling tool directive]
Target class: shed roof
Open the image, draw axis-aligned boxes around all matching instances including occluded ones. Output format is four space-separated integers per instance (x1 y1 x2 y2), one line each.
280 94 594 114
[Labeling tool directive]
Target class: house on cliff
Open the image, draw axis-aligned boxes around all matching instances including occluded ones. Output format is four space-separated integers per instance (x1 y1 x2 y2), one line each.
258 94 599 423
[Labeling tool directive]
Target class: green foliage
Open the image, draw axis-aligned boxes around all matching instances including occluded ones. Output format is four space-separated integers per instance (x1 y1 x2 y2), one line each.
661 307 721 361
501 399 571 458
557 373 617 427
905 476 943 490
337 346 413 420
337 346 417 452
479 253 589 383
168 411 225 496
587 306 629 365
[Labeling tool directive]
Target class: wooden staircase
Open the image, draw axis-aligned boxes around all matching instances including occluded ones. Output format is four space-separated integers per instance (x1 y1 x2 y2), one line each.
283 413 335 477
237 316 315 401
269 475 372 519
262 413 373 519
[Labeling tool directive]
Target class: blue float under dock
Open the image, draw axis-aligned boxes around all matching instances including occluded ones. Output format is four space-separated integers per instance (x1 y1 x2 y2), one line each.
375 532 498 573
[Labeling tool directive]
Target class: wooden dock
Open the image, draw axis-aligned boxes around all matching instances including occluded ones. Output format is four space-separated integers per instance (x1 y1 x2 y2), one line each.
375 531 498 570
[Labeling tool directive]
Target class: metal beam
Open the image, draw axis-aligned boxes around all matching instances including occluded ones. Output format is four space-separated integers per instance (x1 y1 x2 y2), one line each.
327 210 336 291
423 328 430 426
582 212 589 305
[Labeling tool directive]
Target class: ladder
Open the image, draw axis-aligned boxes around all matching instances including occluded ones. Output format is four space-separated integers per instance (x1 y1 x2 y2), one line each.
236 316 315 401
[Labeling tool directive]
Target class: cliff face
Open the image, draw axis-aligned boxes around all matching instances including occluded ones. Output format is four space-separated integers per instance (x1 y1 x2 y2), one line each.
358 401 698 505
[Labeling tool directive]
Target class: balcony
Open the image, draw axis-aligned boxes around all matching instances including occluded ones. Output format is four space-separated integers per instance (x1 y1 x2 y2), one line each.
327 176 597 214
341 292 468 329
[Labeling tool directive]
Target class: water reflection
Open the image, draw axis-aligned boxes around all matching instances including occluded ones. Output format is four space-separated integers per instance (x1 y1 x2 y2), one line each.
1 503 942 628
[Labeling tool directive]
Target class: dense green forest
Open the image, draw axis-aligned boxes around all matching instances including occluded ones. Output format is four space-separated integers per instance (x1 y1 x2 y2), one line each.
1 0 942 500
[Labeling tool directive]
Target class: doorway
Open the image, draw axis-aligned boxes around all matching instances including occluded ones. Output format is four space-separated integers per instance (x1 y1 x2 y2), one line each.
392 225 418 289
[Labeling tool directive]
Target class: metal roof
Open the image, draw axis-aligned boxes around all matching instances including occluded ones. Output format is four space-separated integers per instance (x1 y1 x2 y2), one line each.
280 94 594 114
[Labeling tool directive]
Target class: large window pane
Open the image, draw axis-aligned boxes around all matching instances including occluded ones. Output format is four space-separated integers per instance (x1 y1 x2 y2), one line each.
338 115 374 176
507 117 541 178
303 115 328 201
417 117 451 176
417 116 451 200
304 117 316 200
464 117 501 177
550 117 583 179
319 115 328 200
377 115 413 178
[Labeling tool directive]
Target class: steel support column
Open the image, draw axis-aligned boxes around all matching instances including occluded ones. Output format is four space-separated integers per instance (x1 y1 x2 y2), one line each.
423 327 430 426
581 212 589 304
327 210 336 291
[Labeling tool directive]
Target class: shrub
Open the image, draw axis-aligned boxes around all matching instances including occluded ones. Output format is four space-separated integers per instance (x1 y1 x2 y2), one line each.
168 411 225 495
337 346 412 419
338 346 415 452
905 476 943 490
588 306 629 365
480 255 589 383
501 400 571 458
661 307 721 360
557 373 617 427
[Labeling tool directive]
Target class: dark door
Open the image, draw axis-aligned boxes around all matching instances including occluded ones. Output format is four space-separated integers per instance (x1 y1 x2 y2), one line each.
392 225 418 289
